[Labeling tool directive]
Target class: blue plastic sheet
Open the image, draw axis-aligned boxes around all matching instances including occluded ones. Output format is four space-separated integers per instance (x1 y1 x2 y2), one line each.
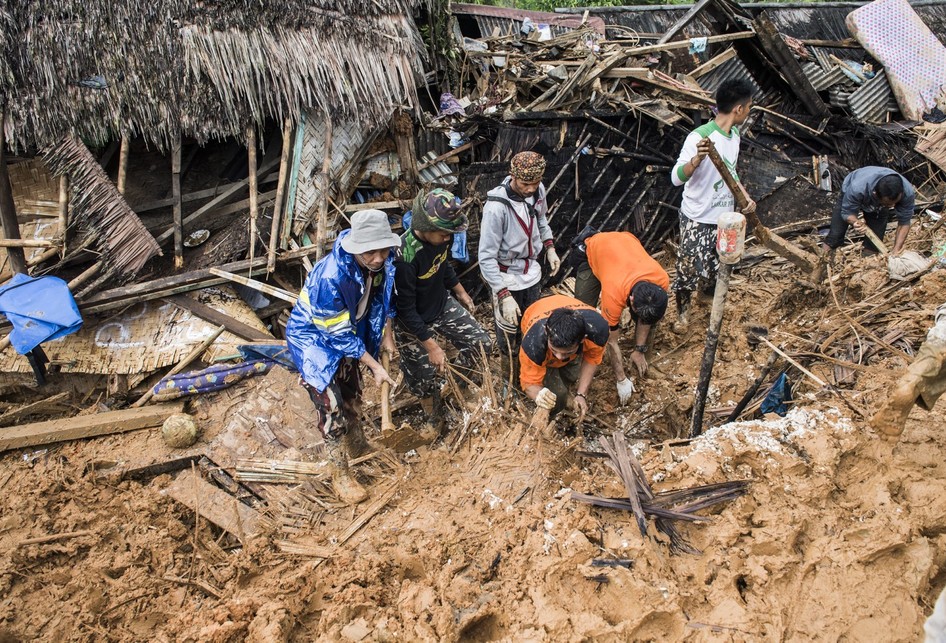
0 274 83 355
760 372 792 416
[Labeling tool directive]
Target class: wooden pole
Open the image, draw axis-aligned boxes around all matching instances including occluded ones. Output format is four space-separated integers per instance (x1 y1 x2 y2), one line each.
0 110 26 275
315 114 333 260
171 138 184 269
57 175 69 257
267 119 293 274
246 126 259 276
207 267 297 304
0 239 56 248
131 325 226 408
116 135 130 195
690 263 733 438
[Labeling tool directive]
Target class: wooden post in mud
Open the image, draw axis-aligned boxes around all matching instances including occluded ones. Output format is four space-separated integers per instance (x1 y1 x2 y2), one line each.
171 137 184 269
690 262 733 438
246 126 259 275
690 211 746 438
0 110 26 275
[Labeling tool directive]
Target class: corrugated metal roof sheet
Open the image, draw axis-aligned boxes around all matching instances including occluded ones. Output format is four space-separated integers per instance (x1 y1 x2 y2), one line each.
847 70 896 124
802 61 848 91
452 3 606 38
697 56 780 105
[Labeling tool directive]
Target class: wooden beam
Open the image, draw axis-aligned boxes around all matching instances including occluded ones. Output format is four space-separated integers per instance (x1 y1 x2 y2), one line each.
80 245 320 314
0 402 184 453
246 126 259 274
626 31 755 56
752 13 830 119
167 295 274 341
343 199 409 213
657 0 714 44
267 119 293 273
208 268 298 304
0 391 70 427
0 110 26 274
690 47 737 78
165 469 262 542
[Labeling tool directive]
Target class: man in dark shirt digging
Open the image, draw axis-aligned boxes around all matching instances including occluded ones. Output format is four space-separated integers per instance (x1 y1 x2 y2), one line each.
395 189 492 434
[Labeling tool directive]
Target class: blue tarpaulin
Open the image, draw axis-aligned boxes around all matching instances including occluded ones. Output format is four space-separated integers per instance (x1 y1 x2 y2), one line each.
760 372 792 417
0 274 83 355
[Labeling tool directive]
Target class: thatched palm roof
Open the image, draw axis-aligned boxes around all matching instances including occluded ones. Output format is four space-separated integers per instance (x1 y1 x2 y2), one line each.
2 0 425 150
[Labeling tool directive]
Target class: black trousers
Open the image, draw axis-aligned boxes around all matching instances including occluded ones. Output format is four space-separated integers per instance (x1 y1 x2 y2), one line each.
823 198 890 251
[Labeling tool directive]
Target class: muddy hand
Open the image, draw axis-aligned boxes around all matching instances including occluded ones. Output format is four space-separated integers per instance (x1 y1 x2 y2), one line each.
370 363 396 388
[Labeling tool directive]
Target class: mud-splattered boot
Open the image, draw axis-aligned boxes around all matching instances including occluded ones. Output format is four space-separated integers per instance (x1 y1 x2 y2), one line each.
418 389 446 442
343 423 373 459
672 290 691 334
325 438 368 505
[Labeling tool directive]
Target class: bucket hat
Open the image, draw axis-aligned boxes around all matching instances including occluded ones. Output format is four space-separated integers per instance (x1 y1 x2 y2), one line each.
340 209 400 255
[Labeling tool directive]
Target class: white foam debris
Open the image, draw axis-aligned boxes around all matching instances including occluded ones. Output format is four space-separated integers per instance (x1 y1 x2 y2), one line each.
481 488 504 510
687 407 854 459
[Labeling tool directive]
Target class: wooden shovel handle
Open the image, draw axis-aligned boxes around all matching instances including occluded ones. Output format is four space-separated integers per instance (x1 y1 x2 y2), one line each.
380 351 394 432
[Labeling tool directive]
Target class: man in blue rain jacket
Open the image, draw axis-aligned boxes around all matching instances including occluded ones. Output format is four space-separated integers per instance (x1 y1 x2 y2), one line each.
287 209 398 504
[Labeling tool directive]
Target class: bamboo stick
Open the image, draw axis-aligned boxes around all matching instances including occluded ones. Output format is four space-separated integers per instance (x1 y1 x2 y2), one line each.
131 325 226 408
207 268 298 304
0 239 56 248
267 119 293 274
58 175 69 256
171 138 183 270
247 126 259 277
116 136 130 195
315 114 333 261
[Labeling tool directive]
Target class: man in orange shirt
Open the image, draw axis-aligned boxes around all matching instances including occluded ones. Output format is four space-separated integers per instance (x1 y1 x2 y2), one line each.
519 294 610 421
573 230 669 404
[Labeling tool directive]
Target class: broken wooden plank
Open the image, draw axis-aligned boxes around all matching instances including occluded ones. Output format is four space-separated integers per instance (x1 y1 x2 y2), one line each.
690 47 737 78
338 482 398 545
626 31 755 56
166 295 273 342
0 402 184 453
164 469 262 542
657 0 715 44
0 391 70 427
343 199 409 213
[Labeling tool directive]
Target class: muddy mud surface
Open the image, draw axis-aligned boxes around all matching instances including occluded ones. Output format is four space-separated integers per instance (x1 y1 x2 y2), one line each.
1 244 945 641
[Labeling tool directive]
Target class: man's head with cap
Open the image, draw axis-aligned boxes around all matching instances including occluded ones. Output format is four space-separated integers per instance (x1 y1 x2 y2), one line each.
410 188 467 245
509 151 546 199
340 209 400 272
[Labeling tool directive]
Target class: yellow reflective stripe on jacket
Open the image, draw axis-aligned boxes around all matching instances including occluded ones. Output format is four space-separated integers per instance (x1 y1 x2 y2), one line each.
311 310 351 331
299 289 310 305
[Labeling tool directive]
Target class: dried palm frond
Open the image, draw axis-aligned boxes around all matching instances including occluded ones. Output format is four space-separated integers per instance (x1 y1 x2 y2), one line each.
43 135 161 277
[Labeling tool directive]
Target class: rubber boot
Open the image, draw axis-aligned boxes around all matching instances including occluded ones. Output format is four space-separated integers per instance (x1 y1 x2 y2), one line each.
325 437 368 504
672 290 691 334
343 423 372 459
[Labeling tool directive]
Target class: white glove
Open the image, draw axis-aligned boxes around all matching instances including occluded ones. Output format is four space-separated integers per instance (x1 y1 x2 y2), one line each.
616 378 635 405
500 295 521 327
546 247 561 276
535 387 557 410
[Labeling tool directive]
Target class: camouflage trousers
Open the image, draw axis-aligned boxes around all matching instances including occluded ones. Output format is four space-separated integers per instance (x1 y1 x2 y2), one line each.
672 213 718 294
396 296 492 398
303 358 361 441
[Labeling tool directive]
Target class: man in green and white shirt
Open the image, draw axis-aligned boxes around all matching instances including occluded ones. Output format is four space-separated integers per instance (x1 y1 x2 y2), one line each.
670 79 755 332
